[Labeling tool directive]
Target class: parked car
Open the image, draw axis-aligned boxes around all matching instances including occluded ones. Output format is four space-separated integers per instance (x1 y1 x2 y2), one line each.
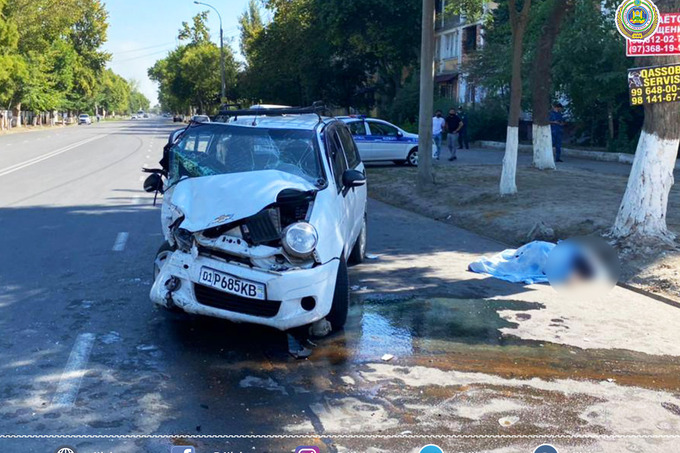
191 115 211 123
131 115 138 120
339 116 419 166
173 115 184 123
143 108 367 332
78 114 92 125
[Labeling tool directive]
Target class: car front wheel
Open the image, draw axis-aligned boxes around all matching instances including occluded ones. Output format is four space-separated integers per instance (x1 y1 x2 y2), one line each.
326 257 349 330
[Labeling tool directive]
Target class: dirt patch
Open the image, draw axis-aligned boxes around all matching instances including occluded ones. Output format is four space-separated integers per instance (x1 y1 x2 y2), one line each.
367 164 680 302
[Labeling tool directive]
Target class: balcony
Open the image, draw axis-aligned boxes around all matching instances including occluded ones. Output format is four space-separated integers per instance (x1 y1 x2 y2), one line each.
436 57 460 75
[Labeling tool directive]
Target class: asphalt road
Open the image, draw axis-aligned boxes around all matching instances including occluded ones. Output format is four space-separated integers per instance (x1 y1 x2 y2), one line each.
1 120 680 453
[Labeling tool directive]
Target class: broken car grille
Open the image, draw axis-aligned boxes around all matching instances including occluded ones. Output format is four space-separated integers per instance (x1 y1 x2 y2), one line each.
197 245 252 267
194 283 281 318
243 209 280 245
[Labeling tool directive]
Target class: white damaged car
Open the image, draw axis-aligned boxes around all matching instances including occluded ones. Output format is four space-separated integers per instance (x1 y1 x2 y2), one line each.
143 110 367 331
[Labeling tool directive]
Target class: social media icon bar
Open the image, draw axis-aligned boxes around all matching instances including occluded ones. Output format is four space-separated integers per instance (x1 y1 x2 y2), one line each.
419 445 443 453
295 447 321 453
171 446 195 453
533 445 558 453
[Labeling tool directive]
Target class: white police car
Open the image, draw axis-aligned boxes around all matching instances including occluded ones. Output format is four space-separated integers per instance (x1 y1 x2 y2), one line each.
339 116 419 166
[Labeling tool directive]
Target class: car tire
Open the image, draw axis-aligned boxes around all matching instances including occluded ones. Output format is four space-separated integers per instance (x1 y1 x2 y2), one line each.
348 216 367 265
326 257 350 330
154 241 176 279
406 147 418 166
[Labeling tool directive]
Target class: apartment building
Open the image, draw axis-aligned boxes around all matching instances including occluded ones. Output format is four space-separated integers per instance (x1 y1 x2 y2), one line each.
434 0 484 103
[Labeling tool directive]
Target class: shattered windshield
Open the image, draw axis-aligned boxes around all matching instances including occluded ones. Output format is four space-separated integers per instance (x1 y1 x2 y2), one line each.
168 123 324 185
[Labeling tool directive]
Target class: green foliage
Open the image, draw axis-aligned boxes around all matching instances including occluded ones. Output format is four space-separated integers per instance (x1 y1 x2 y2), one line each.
239 0 264 67
149 12 239 114
553 0 642 147
179 11 212 44
238 0 421 112
0 0 132 115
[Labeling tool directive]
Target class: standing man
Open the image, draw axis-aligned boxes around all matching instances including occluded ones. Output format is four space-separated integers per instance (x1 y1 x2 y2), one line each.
549 102 565 162
457 106 470 150
445 108 463 161
432 110 445 160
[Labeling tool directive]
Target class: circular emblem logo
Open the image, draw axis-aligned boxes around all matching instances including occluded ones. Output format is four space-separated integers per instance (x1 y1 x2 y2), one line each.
616 0 660 41
533 444 558 453
55 447 76 453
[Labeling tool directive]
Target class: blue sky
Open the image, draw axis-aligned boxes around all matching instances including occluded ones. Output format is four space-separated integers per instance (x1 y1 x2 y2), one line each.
102 0 260 105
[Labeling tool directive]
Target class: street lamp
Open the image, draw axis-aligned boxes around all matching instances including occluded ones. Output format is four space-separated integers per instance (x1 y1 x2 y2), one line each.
194 0 226 103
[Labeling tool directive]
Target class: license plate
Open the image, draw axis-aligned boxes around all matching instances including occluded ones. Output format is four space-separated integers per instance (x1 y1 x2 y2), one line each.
198 267 266 300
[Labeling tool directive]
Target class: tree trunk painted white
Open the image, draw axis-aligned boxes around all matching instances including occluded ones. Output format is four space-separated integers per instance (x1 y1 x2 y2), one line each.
532 124 556 170
500 126 519 195
612 130 679 242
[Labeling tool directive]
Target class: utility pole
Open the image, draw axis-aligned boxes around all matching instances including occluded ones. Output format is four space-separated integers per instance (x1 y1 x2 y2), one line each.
417 0 436 191
194 1 226 103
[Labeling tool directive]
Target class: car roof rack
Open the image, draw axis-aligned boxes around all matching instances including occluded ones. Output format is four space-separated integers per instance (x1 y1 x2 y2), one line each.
217 101 329 123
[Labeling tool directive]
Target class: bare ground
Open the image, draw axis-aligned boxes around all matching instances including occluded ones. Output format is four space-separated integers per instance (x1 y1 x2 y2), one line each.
366 163 680 302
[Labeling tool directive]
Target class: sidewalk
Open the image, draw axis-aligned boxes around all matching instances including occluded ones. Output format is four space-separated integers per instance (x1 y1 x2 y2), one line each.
337 198 680 452
428 144 639 177
0 122 75 136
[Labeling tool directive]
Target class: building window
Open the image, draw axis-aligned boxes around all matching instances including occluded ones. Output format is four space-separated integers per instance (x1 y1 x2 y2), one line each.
442 31 458 59
463 26 477 53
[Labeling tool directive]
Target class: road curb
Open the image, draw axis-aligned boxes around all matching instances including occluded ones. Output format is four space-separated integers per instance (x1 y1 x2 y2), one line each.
476 140 680 169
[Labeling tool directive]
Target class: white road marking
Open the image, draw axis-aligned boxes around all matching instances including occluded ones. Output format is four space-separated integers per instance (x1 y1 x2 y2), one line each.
112 232 129 252
131 195 141 205
0 135 106 177
51 333 95 408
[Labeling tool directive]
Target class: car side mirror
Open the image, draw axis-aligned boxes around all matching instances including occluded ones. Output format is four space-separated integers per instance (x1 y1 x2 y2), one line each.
397 131 403 138
342 169 366 188
144 173 164 193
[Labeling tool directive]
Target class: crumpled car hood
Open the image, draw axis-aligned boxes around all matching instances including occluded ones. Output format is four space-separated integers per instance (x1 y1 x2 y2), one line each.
171 170 317 232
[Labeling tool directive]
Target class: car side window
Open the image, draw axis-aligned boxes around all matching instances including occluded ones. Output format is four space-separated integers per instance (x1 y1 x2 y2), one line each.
348 121 367 136
368 121 399 137
328 130 348 191
178 132 212 153
337 126 361 169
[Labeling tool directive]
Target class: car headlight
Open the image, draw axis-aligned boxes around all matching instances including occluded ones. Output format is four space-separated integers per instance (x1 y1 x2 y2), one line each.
282 222 318 258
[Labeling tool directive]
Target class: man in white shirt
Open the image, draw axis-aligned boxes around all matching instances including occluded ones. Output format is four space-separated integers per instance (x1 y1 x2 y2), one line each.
432 110 445 159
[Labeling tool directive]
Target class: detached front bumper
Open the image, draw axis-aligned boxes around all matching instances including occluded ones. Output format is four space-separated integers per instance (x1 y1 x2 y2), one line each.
150 250 339 330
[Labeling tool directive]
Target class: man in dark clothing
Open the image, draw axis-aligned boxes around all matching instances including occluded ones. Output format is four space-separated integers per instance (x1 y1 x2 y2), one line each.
444 108 463 161
457 106 470 150
549 102 565 162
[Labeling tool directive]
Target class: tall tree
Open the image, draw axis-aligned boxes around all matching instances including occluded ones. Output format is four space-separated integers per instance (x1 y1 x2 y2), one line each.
239 0 264 67
500 0 533 195
149 12 238 114
611 0 680 244
531 0 572 170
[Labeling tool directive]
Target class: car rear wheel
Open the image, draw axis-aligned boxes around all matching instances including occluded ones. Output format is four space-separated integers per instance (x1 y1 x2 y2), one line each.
348 216 367 265
326 257 349 330
406 147 418 166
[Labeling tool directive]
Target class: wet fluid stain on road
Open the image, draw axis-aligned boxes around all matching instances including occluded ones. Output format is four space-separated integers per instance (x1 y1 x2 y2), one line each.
144 296 680 451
